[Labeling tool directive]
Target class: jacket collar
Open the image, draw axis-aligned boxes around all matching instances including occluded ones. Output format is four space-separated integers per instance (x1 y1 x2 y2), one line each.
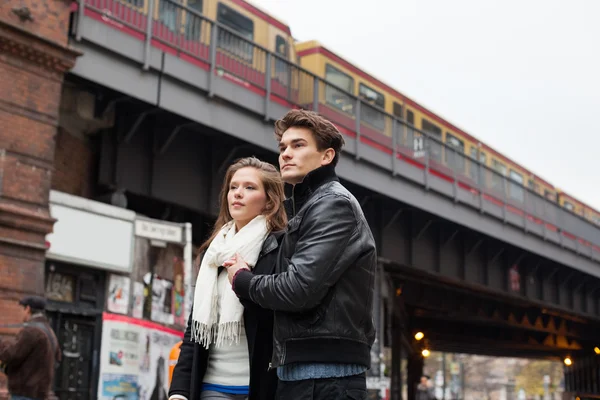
284 164 339 209
260 230 284 258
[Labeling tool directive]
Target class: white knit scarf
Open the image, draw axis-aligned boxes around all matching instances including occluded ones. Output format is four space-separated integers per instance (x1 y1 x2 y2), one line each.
191 215 269 349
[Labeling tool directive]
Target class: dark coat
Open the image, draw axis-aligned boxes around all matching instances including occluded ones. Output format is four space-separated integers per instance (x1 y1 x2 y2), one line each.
233 164 377 369
0 315 61 400
169 232 282 400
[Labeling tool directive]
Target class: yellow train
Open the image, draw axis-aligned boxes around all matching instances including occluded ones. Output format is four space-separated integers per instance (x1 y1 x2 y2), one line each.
295 40 600 228
117 0 297 68
94 0 600 228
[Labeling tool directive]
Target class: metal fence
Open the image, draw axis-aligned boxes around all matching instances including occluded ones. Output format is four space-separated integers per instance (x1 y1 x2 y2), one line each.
76 0 600 255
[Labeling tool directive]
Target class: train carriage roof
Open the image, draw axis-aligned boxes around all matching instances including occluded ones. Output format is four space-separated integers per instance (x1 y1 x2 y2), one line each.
244 0 292 35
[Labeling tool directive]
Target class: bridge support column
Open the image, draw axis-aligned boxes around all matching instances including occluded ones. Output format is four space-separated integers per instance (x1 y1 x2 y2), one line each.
407 352 424 400
0 2 79 397
390 312 403 400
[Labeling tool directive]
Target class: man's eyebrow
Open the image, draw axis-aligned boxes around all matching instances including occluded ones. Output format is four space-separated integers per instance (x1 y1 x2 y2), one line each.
279 138 306 147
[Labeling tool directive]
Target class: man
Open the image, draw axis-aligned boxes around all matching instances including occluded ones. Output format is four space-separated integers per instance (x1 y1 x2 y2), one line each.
226 109 377 399
416 375 436 400
0 296 61 400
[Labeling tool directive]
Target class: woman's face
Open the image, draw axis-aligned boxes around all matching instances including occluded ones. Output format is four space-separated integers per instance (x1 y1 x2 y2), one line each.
227 167 267 231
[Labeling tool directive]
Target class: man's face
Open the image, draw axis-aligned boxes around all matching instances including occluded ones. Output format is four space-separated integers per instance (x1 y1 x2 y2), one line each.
22 305 31 322
278 127 333 185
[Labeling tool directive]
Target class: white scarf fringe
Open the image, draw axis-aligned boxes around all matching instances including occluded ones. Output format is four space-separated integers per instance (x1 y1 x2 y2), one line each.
191 215 268 349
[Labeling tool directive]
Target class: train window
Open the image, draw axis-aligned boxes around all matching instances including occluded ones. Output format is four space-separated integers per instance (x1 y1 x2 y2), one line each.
491 159 506 192
422 119 442 137
544 190 556 202
509 170 524 202
188 0 203 12
468 147 486 183
469 147 486 163
422 119 442 161
275 35 288 57
405 109 416 150
492 160 506 174
359 84 385 108
527 179 539 193
184 0 204 40
564 201 574 211
407 110 414 125
445 133 465 172
391 103 402 138
393 102 403 118
217 3 254 62
358 83 385 130
325 64 354 114
592 215 600 225
273 35 289 82
158 0 178 31
124 0 144 7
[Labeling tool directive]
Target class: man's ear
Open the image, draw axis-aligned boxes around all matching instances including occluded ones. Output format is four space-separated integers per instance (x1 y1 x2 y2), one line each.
321 148 335 166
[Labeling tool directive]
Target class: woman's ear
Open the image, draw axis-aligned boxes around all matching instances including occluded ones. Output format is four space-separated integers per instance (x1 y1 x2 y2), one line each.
264 200 273 212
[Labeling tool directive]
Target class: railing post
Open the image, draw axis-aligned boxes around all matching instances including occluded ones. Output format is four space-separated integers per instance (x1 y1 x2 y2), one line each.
391 118 397 175
424 136 430 190
354 98 361 161
523 187 528 233
208 22 218 98
502 175 508 223
450 146 458 202
478 160 484 213
312 78 319 112
175 2 182 53
76 0 85 41
143 0 155 71
286 63 293 102
264 52 272 121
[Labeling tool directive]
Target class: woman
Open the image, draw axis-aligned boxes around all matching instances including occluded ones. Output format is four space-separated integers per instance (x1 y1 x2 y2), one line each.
169 157 287 400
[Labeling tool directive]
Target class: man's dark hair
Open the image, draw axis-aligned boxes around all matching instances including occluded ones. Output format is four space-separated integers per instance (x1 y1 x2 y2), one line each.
19 295 46 313
274 109 345 167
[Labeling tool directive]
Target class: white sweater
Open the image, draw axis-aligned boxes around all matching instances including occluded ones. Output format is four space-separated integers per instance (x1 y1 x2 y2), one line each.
200 271 250 387
170 273 250 400
203 271 250 386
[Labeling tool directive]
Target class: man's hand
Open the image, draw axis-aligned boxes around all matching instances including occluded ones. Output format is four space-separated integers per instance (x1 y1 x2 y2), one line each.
224 253 250 284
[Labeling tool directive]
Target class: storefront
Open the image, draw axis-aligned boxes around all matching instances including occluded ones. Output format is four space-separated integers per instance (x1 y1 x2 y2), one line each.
44 191 192 400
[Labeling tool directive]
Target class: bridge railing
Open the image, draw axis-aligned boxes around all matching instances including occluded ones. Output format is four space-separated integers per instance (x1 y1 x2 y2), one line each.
74 0 600 257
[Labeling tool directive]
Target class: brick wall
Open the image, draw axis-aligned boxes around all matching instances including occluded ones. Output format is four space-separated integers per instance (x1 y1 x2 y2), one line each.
52 129 96 198
0 0 73 47
0 0 79 398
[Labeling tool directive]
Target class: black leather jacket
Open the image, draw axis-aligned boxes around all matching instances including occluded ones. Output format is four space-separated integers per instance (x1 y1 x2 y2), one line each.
234 164 377 369
169 233 282 400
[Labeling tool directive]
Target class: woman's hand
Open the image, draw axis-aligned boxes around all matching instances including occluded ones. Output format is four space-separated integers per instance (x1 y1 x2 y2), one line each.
224 253 250 284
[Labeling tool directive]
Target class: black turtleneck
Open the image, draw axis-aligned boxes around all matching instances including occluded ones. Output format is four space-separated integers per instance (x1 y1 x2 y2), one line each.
283 164 339 218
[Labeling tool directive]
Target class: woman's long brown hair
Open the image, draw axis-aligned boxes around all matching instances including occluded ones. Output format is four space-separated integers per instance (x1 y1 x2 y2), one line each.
198 156 287 254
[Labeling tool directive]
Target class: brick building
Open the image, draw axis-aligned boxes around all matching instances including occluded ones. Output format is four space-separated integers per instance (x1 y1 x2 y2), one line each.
0 0 79 341
1 2 195 398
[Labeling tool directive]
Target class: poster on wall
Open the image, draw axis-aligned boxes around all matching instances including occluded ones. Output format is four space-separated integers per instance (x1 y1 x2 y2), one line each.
132 282 144 319
107 274 131 315
97 313 183 400
151 277 174 325
172 256 185 326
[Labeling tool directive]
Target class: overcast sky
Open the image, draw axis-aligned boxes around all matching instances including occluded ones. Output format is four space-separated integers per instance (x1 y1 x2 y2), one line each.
250 0 600 210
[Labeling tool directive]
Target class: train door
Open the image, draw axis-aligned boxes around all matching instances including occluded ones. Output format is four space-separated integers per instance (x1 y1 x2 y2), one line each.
268 26 291 85
216 2 255 63
156 0 204 38
183 0 204 41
